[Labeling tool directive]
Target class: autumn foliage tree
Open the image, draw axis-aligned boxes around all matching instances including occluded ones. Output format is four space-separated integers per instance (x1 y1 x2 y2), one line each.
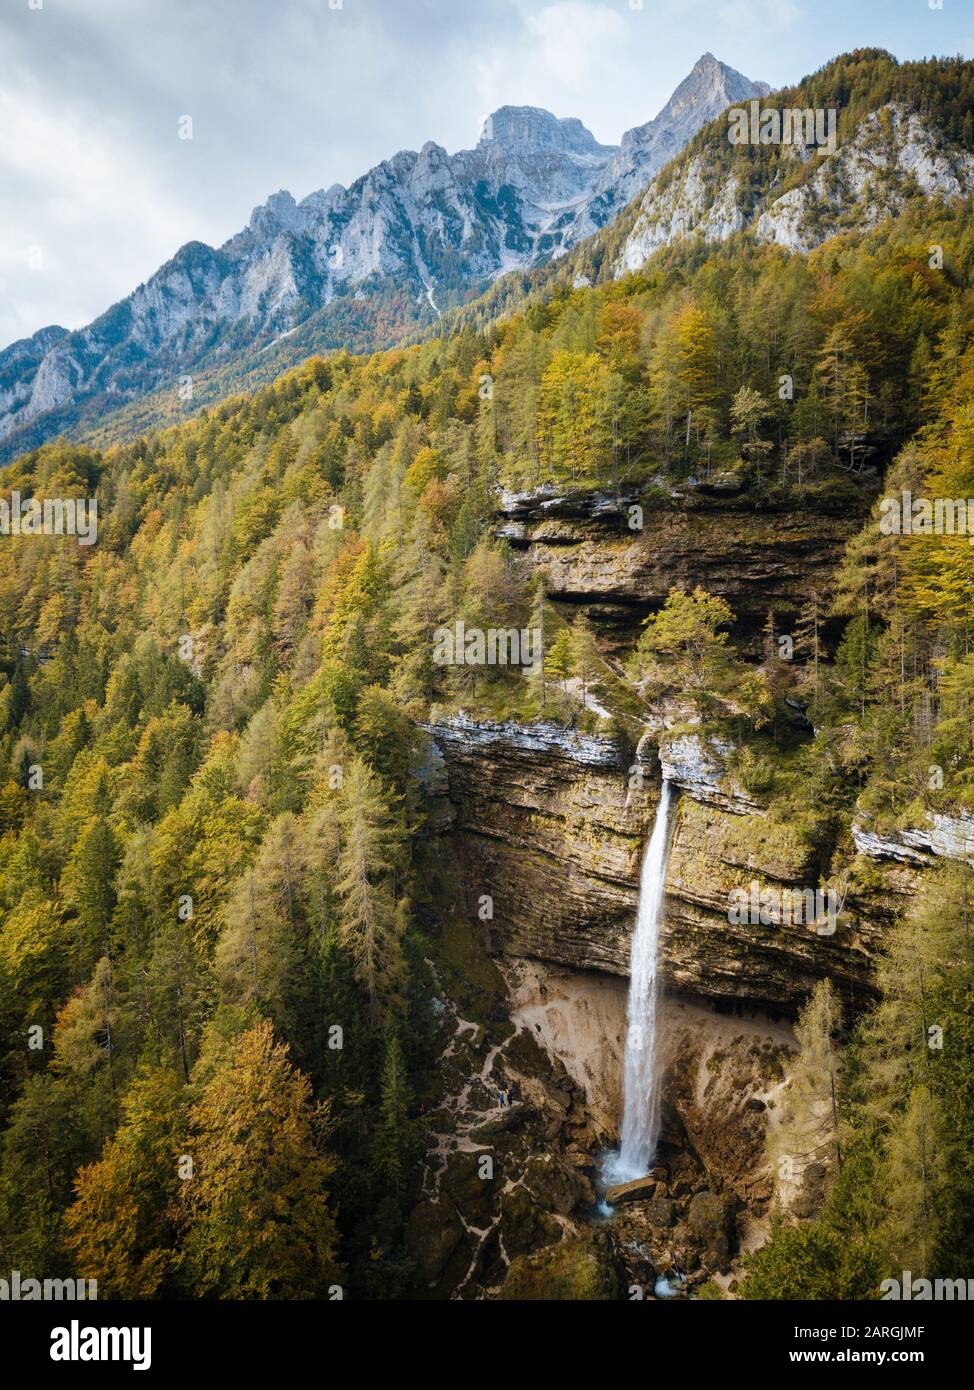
179 1022 342 1299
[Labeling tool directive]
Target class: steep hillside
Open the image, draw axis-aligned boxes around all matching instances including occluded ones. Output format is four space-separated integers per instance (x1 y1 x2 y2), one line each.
619 102 974 272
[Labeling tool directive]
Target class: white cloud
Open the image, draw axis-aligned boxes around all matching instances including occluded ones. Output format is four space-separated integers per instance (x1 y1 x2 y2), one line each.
718 0 801 35
0 79 194 345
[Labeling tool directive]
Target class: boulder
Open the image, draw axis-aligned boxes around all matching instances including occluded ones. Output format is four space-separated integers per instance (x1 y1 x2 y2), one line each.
499 1185 563 1258
406 1198 467 1287
440 1149 499 1227
605 1175 657 1205
499 1231 621 1300
646 1197 676 1228
687 1191 738 1269
522 1155 584 1216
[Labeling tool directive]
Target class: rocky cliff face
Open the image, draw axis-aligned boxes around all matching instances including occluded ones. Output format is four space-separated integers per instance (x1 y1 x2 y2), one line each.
414 714 858 1294
413 487 974 1293
410 913 799 1298
497 484 869 647
617 101 974 274
425 713 904 1013
0 55 764 461
852 808 974 867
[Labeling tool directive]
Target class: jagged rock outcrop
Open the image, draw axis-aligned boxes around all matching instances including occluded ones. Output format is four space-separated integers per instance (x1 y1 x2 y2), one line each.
652 731 758 813
852 809 974 867
753 105 974 253
408 920 602 1299
561 53 768 244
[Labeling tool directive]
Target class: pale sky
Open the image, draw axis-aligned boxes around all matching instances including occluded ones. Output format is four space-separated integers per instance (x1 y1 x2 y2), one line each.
2 0 972 349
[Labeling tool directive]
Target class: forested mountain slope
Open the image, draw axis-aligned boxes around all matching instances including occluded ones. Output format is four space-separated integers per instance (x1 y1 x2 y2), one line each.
2 144 974 1294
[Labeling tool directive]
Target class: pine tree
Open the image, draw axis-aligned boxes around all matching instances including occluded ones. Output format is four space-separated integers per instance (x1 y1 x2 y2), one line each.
571 613 600 707
372 1034 420 1198
545 628 573 692
335 758 406 1007
795 596 824 724
527 579 547 710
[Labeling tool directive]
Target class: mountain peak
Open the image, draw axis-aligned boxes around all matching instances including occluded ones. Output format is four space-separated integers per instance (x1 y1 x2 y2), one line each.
617 52 767 162
478 105 609 158
689 50 770 99
671 53 764 110
246 189 303 234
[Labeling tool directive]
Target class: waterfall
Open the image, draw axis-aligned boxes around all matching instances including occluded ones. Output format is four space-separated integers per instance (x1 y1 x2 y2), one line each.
608 779 674 1184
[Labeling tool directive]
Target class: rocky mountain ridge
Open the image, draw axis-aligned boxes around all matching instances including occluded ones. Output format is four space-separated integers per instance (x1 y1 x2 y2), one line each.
0 54 765 462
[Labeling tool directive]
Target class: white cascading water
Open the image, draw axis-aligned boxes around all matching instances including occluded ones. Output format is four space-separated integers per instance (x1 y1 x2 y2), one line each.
608 778 674 1184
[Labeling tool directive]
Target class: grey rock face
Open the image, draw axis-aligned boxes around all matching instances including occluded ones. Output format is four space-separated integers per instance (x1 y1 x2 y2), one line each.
852 810 974 867
426 711 888 1011
655 732 759 814
566 52 769 243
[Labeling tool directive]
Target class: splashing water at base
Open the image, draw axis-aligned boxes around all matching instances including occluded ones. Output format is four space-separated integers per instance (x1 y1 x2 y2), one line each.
604 779 674 1186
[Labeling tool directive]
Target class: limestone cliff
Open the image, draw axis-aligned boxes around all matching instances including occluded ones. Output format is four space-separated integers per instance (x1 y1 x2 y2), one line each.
497 484 868 646
617 101 974 274
415 485 971 1295
426 713 899 1011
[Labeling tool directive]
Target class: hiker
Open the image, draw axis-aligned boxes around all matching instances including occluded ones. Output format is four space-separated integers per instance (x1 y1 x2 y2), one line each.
507 1083 516 1107
497 1087 505 1107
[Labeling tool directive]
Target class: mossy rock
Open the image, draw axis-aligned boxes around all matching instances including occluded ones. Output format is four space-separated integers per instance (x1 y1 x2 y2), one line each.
505 1026 556 1080
432 915 506 1021
646 1196 676 1228
440 1149 500 1226
695 1278 725 1300
406 1196 468 1289
522 1155 584 1217
498 1185 563 1258
469 1106 531 1143
498 1232 620 1300
687 1191 738 1270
